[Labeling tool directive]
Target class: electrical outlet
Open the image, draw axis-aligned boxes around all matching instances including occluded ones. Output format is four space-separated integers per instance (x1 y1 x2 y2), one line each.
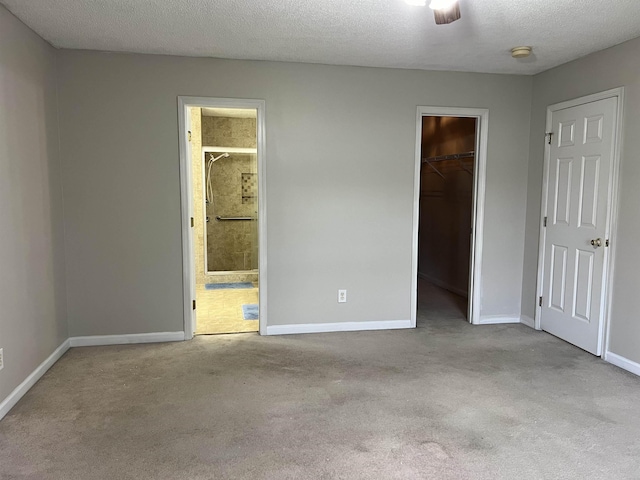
338 289 347 303
0 348 3 371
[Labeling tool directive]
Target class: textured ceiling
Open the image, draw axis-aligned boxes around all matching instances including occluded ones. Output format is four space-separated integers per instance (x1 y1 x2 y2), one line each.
3 0 640 75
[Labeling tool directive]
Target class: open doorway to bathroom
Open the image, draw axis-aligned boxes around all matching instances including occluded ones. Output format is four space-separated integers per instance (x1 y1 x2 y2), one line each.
178 98 266 338
413 107 488 327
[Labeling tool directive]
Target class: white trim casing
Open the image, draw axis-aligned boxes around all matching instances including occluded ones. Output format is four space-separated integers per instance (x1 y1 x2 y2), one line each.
534 88 625 360
178 97 268 339
267 320 412 336
0 339 71 421
178 97 195 340
520 315 536 329
605 351 640 377
69 332 185 347
413 106 489 327
601 89 625 361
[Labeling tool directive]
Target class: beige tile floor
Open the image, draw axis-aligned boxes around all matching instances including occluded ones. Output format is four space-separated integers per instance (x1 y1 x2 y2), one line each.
195 285 259 335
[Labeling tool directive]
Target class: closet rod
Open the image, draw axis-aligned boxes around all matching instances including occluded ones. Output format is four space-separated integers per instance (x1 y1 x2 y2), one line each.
421 151 475 163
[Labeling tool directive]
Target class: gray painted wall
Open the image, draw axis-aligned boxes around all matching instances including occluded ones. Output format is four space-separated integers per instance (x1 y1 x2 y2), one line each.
0 6 67 402
56 51 532 335
523 36 640 363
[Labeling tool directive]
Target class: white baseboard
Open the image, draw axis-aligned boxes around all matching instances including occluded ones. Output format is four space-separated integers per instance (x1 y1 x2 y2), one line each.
605 351 640 377
0 339 71 421
418 272 468 298
266 319 412 336
476 315 521 325
520 315 536 329
69 331 185 347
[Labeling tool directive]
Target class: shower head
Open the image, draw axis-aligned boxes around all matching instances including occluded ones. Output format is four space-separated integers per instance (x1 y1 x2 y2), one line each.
205 152 230 205
210 152 230 162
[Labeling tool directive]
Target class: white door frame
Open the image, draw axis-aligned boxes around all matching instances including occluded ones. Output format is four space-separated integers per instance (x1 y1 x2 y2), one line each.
535 87 624 358
178 96 268 339
412 106 489 326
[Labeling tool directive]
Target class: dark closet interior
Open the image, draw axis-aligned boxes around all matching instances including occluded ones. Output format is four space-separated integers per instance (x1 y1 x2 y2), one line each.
418 116 477 318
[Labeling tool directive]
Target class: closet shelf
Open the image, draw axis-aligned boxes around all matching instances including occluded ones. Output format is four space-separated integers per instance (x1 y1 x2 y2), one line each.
422 151 475 177
421 151 475 163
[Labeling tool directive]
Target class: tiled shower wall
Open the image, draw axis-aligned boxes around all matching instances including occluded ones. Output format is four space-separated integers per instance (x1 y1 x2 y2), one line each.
205 154 258 271
202 116 258 274
202 116 256 149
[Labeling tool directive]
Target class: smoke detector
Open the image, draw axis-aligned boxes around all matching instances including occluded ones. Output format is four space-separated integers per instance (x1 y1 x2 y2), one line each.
511 46 532 59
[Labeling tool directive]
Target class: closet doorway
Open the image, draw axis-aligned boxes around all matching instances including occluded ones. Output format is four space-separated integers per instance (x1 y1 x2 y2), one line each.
412 107 488 326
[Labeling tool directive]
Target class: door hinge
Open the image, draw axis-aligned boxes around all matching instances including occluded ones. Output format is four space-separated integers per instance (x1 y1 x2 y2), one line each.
192 300 196 310
606 239 610 247
543 216 548 227
188 130 192 142
190 217 194 228
539 296 543 307
546 132 554 145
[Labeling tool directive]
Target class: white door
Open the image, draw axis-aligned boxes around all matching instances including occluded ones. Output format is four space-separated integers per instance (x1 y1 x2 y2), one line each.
540 96 618 355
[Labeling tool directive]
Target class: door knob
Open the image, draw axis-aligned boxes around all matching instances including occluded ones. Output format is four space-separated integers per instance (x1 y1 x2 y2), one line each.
591 238 603 248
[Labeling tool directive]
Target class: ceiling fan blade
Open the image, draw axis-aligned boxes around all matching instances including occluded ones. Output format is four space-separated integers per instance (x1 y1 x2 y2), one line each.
433 2 461 24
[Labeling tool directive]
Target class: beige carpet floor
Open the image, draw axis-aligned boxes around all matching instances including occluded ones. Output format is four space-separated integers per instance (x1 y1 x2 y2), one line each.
1 280 639 479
